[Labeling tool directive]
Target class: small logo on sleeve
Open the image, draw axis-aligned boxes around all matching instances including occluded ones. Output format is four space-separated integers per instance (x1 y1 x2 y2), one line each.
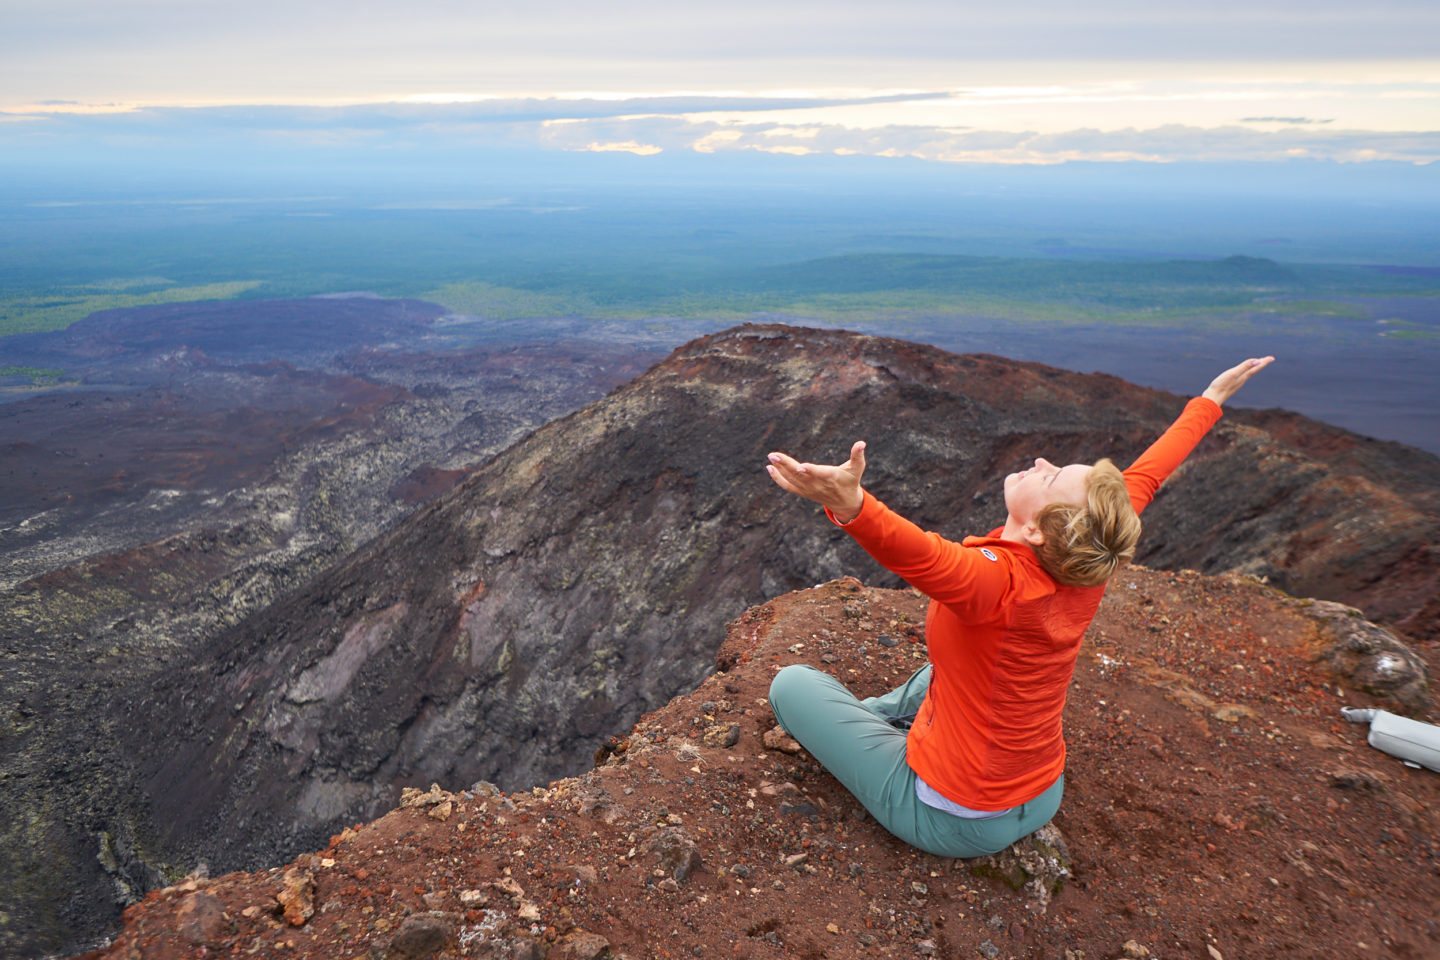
980 548 998 562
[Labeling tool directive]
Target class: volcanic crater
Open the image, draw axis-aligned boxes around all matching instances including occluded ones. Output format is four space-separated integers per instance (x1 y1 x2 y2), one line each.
3 320 1439 959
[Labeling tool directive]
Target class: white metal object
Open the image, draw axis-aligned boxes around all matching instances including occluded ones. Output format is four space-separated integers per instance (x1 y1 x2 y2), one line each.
1342 707 1440 773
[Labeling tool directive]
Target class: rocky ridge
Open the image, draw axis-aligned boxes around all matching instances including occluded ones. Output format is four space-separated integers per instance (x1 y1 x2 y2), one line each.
83 569 1438 960
8 322 1440 957
139 325 1440 886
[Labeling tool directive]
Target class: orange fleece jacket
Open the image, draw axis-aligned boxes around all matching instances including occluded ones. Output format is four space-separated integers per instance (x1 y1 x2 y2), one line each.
830 396 1223 810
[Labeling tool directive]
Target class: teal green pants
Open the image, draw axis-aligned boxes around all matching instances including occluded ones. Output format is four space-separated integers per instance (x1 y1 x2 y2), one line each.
768 663 1063 858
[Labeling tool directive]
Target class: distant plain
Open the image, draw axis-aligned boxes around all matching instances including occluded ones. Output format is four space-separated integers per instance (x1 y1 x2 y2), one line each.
3 158 1437 452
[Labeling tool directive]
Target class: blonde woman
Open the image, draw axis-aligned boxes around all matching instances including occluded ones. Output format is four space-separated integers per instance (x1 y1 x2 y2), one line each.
765 357 1273 856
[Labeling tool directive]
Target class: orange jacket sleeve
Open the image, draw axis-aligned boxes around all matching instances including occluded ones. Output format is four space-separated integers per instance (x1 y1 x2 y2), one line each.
827 491 1014 617
828 395 1221 611
1123 396 1223 515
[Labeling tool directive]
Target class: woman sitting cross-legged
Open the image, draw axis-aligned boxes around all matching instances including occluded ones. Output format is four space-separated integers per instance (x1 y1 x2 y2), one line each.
763 356 1273 857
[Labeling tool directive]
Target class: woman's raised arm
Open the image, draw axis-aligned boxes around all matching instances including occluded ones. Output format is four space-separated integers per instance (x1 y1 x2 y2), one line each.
1202 356 1274 407
766 442 1012 613
766 440 868 523
1125 356 1275 513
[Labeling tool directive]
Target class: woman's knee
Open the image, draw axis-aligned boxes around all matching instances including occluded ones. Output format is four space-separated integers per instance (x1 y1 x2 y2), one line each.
768 663 821 710
769 663 836 736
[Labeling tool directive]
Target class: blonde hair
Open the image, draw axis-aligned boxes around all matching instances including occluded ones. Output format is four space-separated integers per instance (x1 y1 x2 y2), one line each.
1033 458 1141 588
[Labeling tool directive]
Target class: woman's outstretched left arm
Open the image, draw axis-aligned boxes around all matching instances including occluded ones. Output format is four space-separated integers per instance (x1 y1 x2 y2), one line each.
766 441 1012 613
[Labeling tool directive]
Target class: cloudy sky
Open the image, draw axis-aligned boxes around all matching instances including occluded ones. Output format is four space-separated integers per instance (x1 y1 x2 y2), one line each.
2 0 1437 165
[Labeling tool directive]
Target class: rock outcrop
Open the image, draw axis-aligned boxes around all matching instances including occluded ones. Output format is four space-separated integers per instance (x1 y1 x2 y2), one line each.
7 322 1440 958
81 572 1440 960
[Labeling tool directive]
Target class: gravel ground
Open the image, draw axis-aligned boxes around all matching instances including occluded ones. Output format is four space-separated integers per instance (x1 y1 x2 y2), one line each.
80 570 1440 960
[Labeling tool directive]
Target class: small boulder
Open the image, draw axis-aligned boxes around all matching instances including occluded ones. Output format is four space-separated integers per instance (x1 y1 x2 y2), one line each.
967 824 1072 914
1303 601 1429 714
175 891 231 946
387 912 458 959
401 783 452 809
703 722 741 748
1327 766 1388 792
762 726 802 754
576 789 622 824
646 825 702 884
492 876 526 900
1210 704 1256 723
275 866 315 926
552 929 612 959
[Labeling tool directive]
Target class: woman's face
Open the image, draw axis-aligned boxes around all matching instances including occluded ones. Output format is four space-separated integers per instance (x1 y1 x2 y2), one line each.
1004 458 1092 527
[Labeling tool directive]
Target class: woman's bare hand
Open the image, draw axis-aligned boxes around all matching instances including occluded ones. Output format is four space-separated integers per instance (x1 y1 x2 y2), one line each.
766 441 867 522
1202 356 1275 407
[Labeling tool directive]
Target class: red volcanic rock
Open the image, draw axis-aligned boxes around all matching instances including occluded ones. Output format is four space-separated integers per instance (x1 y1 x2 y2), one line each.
275 865 316 927
83 572 1440 960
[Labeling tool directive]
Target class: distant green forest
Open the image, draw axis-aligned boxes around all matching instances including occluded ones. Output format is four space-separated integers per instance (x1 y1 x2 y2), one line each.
2 201 1437 339
0 281 263 337
6 260 1439 341
0 366 66 385
424 254 1436 330
4 253 1435 341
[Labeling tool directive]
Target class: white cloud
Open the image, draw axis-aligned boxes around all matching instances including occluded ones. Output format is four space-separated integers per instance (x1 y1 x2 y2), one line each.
1240 116 1335 124
691 129 744 154
532 114 1440 165
579 140 662 156
4 91 1436 166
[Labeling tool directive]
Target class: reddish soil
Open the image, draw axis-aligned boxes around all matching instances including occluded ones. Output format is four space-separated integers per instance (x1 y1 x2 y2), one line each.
81 570 1440 960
